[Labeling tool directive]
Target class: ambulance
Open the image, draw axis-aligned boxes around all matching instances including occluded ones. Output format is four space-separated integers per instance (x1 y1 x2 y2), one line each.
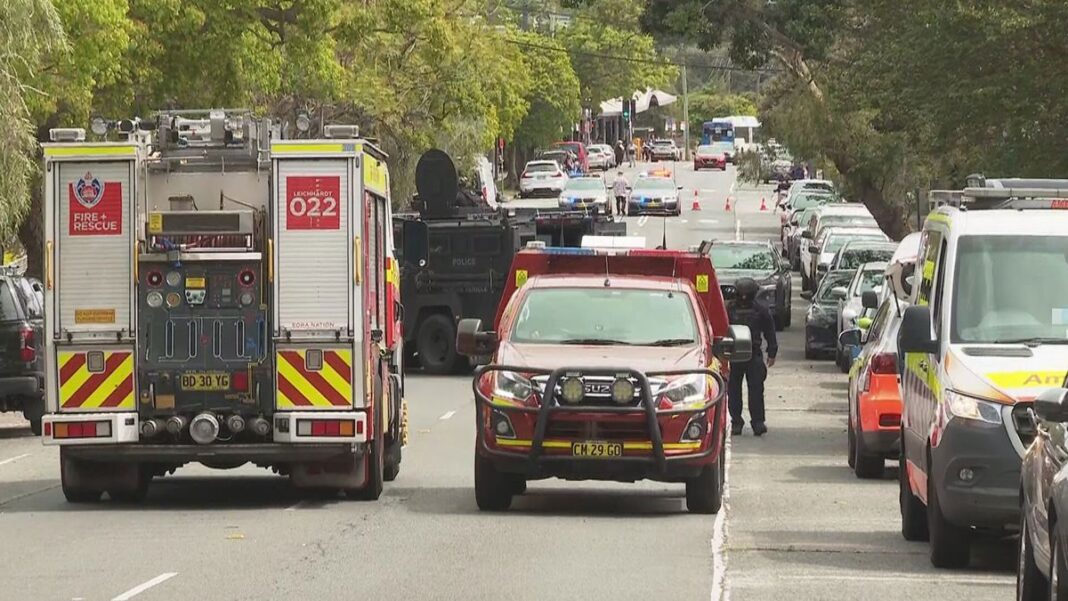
39 109 405 502
898 177 1068 567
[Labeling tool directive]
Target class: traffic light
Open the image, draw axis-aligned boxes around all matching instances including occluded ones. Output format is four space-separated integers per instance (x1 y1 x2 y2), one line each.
622 99 630 121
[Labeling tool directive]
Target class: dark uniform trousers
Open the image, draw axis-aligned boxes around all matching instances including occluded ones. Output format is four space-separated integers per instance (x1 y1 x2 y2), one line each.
727 300 776 428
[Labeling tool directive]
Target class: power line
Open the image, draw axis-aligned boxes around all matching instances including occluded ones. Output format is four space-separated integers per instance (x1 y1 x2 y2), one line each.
503 37 782 74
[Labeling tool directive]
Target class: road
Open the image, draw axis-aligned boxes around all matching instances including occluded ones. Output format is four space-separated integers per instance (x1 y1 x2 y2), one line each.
0 161 1014 601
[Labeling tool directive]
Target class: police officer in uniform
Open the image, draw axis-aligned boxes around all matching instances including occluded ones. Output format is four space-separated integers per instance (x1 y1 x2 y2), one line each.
727 278 777 436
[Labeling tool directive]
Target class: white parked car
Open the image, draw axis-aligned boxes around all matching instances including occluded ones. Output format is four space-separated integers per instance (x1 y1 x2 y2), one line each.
519 160 569 198
649 139 682 161
587 144 616 170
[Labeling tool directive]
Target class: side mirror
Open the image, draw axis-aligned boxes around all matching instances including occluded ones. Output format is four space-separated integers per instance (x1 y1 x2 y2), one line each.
717 325 753 364
808 244 819 253
838 328 862 349
677 186 684 190
816 264 828 273
831 286 848 300
456 318 499 356
902 274 915 296
402 220 429 267
861 289 879 310
780 258 791 271
898 304 938 354
1034 388 1068 422
800 290 813 301
801 231 812 239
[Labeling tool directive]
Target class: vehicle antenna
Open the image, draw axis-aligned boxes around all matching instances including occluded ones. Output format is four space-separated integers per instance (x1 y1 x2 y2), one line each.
603 254 611 287
660 216 667 250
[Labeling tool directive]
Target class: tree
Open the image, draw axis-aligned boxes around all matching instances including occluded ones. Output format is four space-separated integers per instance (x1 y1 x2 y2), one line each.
510 30 581 175
1 0 66 252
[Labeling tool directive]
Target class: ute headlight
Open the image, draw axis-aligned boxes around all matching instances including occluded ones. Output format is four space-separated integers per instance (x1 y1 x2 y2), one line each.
611 377 635 405
146 291 164 308
658 374 708 407
494 371 534 403
945 390 1003 425
560 376 585 405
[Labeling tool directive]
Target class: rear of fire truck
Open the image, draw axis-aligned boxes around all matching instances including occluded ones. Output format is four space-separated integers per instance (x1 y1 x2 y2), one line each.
40 110 404 502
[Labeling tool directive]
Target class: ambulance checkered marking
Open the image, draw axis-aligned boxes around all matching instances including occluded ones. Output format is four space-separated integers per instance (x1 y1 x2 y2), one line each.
58 351 134 410
276 350 353 408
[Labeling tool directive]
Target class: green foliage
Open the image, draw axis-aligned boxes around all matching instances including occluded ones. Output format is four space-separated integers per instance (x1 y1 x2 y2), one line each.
688 91 757 125
511 30 581 152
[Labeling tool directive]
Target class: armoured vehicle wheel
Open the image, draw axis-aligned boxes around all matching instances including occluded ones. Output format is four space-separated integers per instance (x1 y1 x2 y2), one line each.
417 314 462 375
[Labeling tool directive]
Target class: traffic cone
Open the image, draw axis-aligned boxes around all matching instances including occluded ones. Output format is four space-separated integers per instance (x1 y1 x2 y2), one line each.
691 189 701 211
760 197 768 211
724 196 732 211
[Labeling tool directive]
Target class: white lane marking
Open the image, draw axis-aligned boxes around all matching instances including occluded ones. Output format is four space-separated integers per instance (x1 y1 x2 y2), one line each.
439 410 456 421
711 430 733 601
637 215 649 228
734 216 742 241
699 219 718 224
730 573 1012 587
680 219 688 224
0 453 30 467
111 573 178 601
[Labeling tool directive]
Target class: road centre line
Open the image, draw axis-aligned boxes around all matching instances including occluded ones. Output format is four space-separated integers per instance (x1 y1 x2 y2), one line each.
637 215 649 227
0 453 30 467
111 572 178 601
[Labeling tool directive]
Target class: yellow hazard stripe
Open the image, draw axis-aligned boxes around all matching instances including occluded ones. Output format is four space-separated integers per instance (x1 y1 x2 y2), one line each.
494 439 702 451
44 145 136 157
58 352 92 400
80 355 134 409
275 350 353 409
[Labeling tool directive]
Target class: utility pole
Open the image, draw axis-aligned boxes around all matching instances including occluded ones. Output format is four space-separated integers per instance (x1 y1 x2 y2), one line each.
682 63 690 161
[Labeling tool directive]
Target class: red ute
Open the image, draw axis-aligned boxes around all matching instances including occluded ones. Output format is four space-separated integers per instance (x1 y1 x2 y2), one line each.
456 243 752 513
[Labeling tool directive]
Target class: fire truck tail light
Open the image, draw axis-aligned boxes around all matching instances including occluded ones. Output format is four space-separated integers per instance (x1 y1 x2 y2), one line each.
296 419 357 437
232 371 249 392
53 420 111 439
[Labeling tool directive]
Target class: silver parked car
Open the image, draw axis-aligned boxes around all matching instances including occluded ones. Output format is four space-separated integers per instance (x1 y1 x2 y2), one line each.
627 177 682 216
519 160 569 198
559 175 610 213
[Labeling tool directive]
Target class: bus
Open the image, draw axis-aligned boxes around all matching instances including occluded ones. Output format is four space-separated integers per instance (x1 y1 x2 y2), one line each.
701 120 735 145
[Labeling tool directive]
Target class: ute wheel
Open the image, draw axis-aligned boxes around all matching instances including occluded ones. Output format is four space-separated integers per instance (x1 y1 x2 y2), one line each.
474 453 513 511
805 342 817 360
60 449 103 504
853 429 885 479
784 305 792 328
1018 512 1049 600
28 418 42 437
899 439 929 541
512 479 527 495
416 314 462 375
927 464 971 568
686 459 723 514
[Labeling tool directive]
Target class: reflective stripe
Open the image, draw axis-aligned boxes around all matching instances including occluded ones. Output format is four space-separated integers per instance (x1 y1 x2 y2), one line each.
271 143 355 155
57 351 135 410
276 349 354 409
44 145 136 157
494 439 702 451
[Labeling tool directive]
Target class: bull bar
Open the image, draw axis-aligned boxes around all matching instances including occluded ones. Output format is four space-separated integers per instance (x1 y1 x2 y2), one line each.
472 364 726 477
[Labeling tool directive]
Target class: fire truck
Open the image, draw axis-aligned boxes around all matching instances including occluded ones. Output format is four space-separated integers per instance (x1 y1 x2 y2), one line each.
39 109 405 502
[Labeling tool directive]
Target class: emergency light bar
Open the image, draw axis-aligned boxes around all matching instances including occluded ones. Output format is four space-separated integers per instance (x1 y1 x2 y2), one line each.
940 186 1068 211
581 235 646 249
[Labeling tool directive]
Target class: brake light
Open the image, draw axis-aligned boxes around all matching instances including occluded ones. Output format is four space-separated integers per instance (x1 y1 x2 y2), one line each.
521 171 531 179
295 418 359 437
870 352 897 375
53 420 112 439
232 370 249 392
19 326 35 363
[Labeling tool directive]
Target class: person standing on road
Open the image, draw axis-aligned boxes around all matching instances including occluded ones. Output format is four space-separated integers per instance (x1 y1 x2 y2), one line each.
614 141 625 168
612 172 629 216
727 277 777 436
627 141 636 167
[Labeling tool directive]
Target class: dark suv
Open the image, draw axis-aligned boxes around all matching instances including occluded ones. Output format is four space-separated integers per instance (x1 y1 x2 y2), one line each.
0 274 44 434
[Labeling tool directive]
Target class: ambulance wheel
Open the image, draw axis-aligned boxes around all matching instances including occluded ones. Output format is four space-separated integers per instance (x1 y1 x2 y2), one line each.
416 314 462 375
899 438 929 541
927 471 971 568
686 460 723 514
60 449 102 503
474 453 513 511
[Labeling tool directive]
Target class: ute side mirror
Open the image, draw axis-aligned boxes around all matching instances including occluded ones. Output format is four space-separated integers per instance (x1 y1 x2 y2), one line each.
716 325 753 364
902 274 915 297
1034 388 1068 423
801 231 812 239
861 289 880 310
808 244 819 253
456 318 499 357
402 220 429 267
830 286 848 300
817 264 828 273
899 304 938 354
838 328 862 349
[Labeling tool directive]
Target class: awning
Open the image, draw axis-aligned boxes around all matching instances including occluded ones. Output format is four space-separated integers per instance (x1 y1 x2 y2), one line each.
599 89 678 118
